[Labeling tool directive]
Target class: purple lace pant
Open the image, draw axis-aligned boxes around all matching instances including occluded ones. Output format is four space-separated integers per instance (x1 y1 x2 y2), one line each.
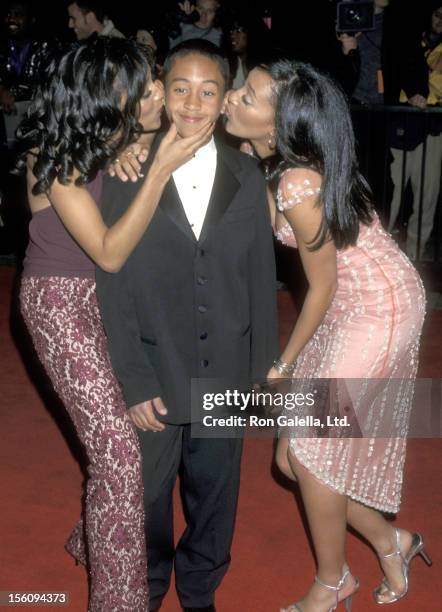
20 276 148 612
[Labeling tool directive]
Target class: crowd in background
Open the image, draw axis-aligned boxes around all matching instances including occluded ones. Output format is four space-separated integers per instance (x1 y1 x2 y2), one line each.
0 0 441 261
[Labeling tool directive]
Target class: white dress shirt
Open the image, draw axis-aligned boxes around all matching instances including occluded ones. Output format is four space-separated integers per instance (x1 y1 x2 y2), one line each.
172 138 217 239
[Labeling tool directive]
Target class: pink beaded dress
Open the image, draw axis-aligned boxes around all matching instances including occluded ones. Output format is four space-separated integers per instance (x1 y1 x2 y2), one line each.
275 168 426 513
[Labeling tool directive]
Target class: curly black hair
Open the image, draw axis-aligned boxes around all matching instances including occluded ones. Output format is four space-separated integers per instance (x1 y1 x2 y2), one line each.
17 37 155 195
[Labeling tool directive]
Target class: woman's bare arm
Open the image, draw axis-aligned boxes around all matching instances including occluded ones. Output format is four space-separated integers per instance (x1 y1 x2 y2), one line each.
29 121 213 273
268 170 337 376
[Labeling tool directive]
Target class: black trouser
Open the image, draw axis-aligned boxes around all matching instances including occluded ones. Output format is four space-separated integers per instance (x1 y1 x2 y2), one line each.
139 424 243 610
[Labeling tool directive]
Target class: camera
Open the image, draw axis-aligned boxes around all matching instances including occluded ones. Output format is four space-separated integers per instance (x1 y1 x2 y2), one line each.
336 0 375 34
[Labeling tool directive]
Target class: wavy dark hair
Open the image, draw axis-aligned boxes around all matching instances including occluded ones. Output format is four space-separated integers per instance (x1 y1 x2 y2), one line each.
263 60 373 251
17 37 154 194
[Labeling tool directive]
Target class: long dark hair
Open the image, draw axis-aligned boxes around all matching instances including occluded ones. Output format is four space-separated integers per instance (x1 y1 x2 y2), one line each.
17 37 154 194
265 60 373 251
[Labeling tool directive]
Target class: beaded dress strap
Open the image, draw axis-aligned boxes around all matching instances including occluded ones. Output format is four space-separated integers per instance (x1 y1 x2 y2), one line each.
276 169 322 212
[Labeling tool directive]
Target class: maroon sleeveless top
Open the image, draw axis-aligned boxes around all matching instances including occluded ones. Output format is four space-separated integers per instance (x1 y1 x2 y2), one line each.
22 174 102 278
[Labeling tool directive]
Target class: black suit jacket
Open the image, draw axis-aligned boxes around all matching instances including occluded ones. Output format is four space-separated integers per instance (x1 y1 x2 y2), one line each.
96 139 279 424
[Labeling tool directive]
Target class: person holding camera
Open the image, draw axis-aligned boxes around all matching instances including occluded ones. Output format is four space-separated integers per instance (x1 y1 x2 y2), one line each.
337 0 391 104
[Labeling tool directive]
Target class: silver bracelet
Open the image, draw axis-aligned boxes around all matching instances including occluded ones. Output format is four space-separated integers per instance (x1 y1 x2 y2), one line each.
273 358 297 375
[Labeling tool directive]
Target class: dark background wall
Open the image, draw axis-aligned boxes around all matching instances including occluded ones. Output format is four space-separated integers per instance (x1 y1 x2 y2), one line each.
1 1 437 55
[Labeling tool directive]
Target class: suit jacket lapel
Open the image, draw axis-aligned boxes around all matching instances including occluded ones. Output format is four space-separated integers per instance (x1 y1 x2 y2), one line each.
151 136 241 244
199 151 240 245
139 133 196 242
159 178 196 242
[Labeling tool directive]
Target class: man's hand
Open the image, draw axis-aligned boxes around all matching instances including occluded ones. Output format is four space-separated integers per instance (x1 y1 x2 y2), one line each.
108 143 150 182
128 397 168 432
408 94 427 109
0 87 16 113
338 32 360 56
179 1 197 16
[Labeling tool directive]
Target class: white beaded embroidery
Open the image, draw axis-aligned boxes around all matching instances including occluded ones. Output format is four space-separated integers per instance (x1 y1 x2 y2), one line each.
278 208 426 514
276 172 321 212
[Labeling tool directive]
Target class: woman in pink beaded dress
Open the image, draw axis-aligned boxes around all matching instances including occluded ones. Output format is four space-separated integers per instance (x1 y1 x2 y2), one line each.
225 60 432 611
18 38 213 611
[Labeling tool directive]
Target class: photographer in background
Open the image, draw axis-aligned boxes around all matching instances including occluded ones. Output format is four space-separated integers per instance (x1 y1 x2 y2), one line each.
337 0 391 104
334 0 431 106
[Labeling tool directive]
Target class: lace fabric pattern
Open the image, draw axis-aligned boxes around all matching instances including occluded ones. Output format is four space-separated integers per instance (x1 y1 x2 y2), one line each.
20 276 148 611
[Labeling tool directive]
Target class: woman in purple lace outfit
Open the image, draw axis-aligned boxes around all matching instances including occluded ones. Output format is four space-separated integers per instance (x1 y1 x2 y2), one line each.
18 37 213 611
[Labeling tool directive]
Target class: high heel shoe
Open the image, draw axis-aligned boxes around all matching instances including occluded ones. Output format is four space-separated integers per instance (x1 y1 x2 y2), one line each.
373 528 433 605
281 568 359 612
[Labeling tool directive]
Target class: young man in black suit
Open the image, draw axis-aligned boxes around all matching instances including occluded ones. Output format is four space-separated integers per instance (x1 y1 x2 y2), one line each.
96 40 278 612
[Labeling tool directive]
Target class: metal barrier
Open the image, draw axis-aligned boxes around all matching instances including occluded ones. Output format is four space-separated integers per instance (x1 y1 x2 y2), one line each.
350 104 442 263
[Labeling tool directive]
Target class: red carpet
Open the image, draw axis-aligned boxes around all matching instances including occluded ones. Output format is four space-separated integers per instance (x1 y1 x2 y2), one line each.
0 266 440 611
